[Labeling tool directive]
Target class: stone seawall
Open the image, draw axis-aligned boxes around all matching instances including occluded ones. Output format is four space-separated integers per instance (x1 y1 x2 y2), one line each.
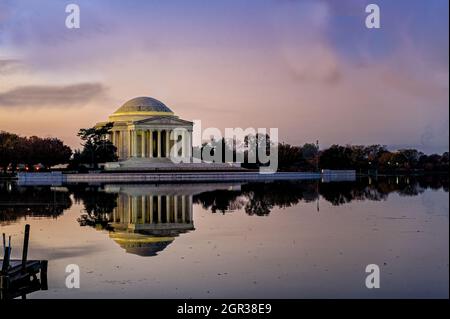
66 172 323 183
17 170 356 185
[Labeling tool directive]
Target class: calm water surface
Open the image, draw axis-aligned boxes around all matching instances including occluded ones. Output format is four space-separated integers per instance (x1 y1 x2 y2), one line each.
1 176 448 298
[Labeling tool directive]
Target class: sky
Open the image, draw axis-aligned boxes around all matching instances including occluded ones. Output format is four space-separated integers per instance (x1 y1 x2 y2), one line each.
0 0 448 153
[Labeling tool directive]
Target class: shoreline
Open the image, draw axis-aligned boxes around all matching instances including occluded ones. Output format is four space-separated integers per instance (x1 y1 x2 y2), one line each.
16 170 356 185
3 170 447 185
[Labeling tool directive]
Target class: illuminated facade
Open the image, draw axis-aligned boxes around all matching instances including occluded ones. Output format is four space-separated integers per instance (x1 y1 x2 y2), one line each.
96 97 193 167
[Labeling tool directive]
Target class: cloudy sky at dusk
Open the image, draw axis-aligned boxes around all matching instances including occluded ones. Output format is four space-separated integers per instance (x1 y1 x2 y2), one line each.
0 0 448 153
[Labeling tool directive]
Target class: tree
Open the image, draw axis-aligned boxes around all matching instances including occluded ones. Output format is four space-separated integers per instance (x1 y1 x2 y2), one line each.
25 136 72 168
243 133 273 169
0 131 72 172
0 132 21 172
319 145 354 169
396 149 423 169
299 143 319 171
277 143 301 170
300 143 319 161
76 123 117 169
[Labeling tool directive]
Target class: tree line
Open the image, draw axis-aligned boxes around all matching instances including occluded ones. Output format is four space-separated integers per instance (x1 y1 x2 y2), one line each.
318 144 449 173
0 131 72 173
194 175 449 215
0 125 116 173
1 128 448 173
198 135 449 173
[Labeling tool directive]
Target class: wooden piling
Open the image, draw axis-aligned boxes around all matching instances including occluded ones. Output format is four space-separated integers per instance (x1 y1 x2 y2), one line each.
1 247 11 273
40 260 48 290
21 224 30 272
0 225 48 299
0 274 9 290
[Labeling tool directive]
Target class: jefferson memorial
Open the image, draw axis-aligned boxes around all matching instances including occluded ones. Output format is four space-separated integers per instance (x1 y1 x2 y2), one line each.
97 96 193 170
97 96 240 171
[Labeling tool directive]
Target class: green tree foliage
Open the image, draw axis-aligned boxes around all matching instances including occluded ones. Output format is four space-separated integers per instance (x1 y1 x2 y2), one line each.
319 144 448 173
319 145 355 169
0 132 21 172
267 142 320 171
26 136 72 168
194 135 447 173
0 131 72 172
74 122 117 169
244 133 281 169
277 143 301 170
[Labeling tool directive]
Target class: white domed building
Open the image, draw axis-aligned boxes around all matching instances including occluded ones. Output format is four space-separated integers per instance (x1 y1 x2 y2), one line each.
96 97 194 170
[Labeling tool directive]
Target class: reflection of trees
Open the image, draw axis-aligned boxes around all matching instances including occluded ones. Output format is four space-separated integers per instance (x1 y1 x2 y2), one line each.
319 180 390 205
69 184 117 215
193 189 243 214
416 174 449 192
0 183 118 225
242 182 318 216
0 182 72 223
194 181 318 216
194 175 449 216
68 184 118 228
1 175 448 222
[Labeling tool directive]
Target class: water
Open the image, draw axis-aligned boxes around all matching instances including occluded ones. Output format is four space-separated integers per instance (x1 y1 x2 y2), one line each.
1 176 448 298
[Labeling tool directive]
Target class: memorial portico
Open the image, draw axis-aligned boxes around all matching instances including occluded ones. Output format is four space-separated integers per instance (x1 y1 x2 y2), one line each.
96 96 193 167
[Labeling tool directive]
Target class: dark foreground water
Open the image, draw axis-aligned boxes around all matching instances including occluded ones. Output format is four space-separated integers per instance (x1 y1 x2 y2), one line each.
0 176 448 298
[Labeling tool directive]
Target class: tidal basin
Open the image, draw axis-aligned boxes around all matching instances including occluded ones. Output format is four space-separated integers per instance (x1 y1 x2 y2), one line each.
0 176 448 298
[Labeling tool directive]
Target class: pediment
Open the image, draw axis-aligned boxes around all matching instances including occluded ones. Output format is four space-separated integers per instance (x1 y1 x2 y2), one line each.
134 116 193 126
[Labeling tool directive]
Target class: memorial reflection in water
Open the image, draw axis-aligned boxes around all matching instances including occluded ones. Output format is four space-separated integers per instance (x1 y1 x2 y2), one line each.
100 185 195 256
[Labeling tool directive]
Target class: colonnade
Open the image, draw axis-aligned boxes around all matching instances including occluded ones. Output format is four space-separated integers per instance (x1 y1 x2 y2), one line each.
112 194 193 225
110 129 192 160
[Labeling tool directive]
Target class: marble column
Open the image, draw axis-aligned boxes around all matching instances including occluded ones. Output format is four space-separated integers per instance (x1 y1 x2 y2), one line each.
174 131 180 158
166 196 171 222
116 131 120 158
186 130 192 159
157 130 162 158
181 131 186 158
148 130 153 158
140 130 145 158
129 130 132 158
132 197 138 223
149 196 153 223
166 130 170 158
132 130 138 157
128 196 132 223
128 130 132 158
157 195 161 222
173 196 178 223
120 131 124 159
141 196 146 223
181 195 185 222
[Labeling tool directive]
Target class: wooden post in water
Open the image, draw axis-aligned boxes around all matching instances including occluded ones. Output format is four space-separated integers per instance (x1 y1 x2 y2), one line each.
21 224 30 272
2 233 5 256
1 247 11 273
0 273 9 292
40 260 48 290
0 246 9 298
